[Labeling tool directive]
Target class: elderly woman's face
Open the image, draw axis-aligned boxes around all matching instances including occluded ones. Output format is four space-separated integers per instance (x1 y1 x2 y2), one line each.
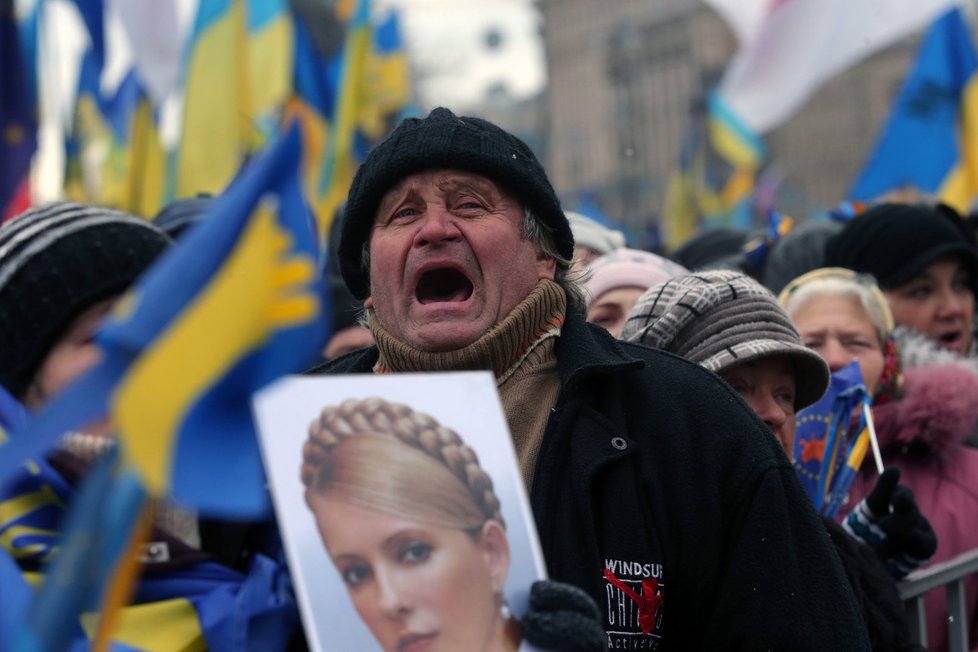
790 293 885 396
719 356 797 454
884 256 975 354
310 493 510 652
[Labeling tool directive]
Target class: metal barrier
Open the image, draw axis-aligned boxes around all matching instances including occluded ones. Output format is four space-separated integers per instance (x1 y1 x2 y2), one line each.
898 548 978 651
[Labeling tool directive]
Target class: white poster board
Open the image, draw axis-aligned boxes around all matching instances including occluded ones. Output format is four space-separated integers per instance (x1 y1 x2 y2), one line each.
254 371 547 652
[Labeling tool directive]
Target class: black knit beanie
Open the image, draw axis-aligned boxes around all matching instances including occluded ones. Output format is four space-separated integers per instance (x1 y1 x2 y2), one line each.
339 107 572 300
670 227 749 272
0 202 171 399
824 203 978 292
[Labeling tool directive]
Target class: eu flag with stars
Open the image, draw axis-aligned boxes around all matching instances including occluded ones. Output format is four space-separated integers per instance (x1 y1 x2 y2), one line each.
792 361 869 514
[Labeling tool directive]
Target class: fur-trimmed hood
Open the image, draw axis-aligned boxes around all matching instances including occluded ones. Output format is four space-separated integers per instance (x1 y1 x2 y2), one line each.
873 327 978 455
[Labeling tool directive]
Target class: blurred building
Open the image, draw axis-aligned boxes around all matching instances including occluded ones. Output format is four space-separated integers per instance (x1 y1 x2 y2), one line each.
538 0 922 246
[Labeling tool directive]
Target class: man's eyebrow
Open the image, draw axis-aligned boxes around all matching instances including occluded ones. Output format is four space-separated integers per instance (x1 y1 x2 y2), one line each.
434 176 497 196
376 184 419 218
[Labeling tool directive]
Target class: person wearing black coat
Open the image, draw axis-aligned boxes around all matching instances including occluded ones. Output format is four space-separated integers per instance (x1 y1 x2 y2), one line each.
318 106 870 649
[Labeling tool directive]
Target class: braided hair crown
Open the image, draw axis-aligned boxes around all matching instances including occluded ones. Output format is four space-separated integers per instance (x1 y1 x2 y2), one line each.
302 397 505 528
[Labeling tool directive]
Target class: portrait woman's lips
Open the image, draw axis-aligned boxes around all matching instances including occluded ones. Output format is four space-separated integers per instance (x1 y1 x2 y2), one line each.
397 631 438 652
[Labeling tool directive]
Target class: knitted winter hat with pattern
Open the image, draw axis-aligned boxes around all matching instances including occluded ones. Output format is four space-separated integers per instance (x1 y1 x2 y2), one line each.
339 107 572 299
622 269 829 410
0 202 170 399
824 202 978 292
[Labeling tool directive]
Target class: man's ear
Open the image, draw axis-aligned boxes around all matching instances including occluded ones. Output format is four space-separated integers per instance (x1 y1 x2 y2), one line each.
536 253 557 281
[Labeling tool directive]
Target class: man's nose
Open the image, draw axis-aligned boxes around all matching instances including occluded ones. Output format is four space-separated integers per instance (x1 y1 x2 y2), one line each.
414 208 461 247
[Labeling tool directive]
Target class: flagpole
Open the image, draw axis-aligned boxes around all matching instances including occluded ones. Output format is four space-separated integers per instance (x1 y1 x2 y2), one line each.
862 401 884 474
91 498 156 652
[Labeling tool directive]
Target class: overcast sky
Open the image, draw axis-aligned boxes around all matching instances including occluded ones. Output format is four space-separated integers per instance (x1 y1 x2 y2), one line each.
378 0 546 109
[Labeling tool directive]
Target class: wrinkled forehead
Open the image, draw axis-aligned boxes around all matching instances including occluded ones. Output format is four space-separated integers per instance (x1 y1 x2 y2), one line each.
376 169 516 217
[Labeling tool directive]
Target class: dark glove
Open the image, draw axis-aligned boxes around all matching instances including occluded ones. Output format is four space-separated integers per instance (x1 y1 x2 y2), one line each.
843 467 937 578
520 580 607 652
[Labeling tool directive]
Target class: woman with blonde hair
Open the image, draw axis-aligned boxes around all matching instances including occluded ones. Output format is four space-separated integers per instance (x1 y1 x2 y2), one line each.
623 269 929 651
782 268 978 652
301 398 605 652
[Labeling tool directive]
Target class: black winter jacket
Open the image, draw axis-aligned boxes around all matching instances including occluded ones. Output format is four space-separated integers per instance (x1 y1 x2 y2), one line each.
315 313 870 650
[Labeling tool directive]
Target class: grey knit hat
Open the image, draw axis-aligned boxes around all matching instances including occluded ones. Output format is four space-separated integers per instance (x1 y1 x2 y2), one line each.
621 270 829 410
567 211 625 255
339 107 572 300
0 202 170 399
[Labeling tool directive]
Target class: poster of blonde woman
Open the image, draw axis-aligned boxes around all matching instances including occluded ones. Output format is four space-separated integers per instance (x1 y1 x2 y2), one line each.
254 372 547 652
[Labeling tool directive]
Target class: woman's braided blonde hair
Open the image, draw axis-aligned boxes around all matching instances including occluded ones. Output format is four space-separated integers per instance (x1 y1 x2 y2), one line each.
302 397 505 529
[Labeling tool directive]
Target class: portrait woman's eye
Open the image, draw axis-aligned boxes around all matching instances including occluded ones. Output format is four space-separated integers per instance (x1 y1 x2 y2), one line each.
339 562 373 587
398 540 433 565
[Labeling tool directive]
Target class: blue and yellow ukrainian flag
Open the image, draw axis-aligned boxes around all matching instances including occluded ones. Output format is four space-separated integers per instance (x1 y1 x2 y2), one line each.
792 360 870 515
851 7 978 213
5 447 297 651
354 8 411 154
286 0 411 243
742 208 793 270
315 0 372 242
0 123 326 517
175 0 250 199
10 448 148 652
707 94 765 229
64 51 167 217
245 0 294 145
285 4 344 235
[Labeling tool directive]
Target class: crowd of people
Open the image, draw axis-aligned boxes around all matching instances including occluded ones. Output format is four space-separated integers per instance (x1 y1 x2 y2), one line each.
2 106 978 650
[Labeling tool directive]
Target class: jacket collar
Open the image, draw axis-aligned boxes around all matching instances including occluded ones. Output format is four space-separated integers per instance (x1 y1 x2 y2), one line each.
553 310 645 385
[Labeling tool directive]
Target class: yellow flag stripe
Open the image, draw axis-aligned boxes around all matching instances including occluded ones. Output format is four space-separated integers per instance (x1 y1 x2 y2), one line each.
114 209 276 494
81 598 207 652
938 74 978 212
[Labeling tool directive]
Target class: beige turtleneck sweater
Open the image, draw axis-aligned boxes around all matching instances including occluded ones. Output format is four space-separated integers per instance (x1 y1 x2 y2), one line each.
368 279 566 488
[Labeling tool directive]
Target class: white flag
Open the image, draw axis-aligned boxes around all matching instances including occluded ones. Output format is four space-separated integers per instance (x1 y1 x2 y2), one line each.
701 0 772 45
715 0 961 133
109 0 194 106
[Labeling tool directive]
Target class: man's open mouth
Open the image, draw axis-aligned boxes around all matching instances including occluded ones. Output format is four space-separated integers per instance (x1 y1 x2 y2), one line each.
415 268 474 304
938 330 962 346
